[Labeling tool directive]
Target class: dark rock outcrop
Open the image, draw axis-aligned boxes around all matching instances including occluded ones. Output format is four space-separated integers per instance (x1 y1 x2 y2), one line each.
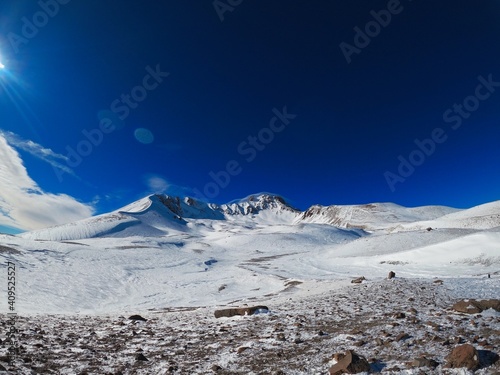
351 277 366 284
329 350 371 374
128 315 147 322
445 344 479 371
411 356 438 368
452 299 500 314
214 306 269 318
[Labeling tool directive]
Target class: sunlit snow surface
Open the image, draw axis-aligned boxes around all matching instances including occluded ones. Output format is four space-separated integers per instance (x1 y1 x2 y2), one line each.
2 195 499 314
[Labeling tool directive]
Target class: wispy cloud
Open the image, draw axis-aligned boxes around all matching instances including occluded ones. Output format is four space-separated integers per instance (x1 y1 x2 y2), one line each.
0 134 94 231
142 174 194 198
145 175 170 194
0 130 77 179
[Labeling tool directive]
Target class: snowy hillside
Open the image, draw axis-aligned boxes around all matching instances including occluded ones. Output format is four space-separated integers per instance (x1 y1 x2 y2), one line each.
295 202 458 231
1 193 499 373
20 194 299 241
0 192 496 315
19 193 465 242
395 200 500 232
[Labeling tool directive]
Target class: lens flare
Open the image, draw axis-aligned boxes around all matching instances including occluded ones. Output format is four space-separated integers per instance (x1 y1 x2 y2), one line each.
134 128 154 144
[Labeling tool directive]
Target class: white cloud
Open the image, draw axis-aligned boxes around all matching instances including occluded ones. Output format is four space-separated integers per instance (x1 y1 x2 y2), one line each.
0 134 94 231
0 130 77 179
145 175 170 193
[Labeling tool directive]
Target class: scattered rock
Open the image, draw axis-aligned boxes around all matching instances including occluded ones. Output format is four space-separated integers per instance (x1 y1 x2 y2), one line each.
1 278 498 374
276 333 286 342
128 315 147 322
453 336 465 344
411 356 438 368
135 353 148 361
388 271 396 279
394 312 406 319
396 333 410 342
445 344 479 371
433 279 443 285
214 305 269 318
452 299 500 314
329 350 370 375
237 346 249 354
351 276 366 284
211 364 223 372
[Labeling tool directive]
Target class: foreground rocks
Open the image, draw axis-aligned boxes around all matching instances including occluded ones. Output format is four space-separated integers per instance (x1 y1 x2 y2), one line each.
329 350 370 374
350 276 365 284
214 305 269 318
452 299 500 314
446 344 480 370
0 278 498 374
411 356 439 369
128 314 147 322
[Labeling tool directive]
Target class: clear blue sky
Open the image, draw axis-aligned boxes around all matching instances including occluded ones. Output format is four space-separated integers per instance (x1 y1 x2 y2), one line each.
1 1 500 232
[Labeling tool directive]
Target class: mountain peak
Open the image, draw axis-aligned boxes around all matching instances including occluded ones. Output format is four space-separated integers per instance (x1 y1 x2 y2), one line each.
223 193 298 215
22 192 490 242
135 193 298 221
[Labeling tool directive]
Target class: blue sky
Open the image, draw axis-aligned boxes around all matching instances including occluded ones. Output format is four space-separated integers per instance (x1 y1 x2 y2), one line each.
1 1 500 233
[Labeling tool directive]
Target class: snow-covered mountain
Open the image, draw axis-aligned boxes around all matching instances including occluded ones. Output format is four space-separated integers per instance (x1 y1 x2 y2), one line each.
394 200 500 231
19 193 500 241
295 202 458 231
20 193 300 241
4 193 499 314
18 193 471 241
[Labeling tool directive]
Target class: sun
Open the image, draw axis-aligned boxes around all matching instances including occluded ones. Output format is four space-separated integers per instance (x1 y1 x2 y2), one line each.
0 62 4 69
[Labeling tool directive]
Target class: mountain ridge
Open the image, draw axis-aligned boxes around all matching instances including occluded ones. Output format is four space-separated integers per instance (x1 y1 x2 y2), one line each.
18 193 500 241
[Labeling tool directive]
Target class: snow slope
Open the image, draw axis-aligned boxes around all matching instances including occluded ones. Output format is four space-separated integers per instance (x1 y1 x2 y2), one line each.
395 200 500 231
295 202 458 231
20 194 299 241
1 193 498 314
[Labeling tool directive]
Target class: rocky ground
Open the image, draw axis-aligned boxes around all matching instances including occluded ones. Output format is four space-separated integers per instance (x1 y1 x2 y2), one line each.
0 277 498 374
